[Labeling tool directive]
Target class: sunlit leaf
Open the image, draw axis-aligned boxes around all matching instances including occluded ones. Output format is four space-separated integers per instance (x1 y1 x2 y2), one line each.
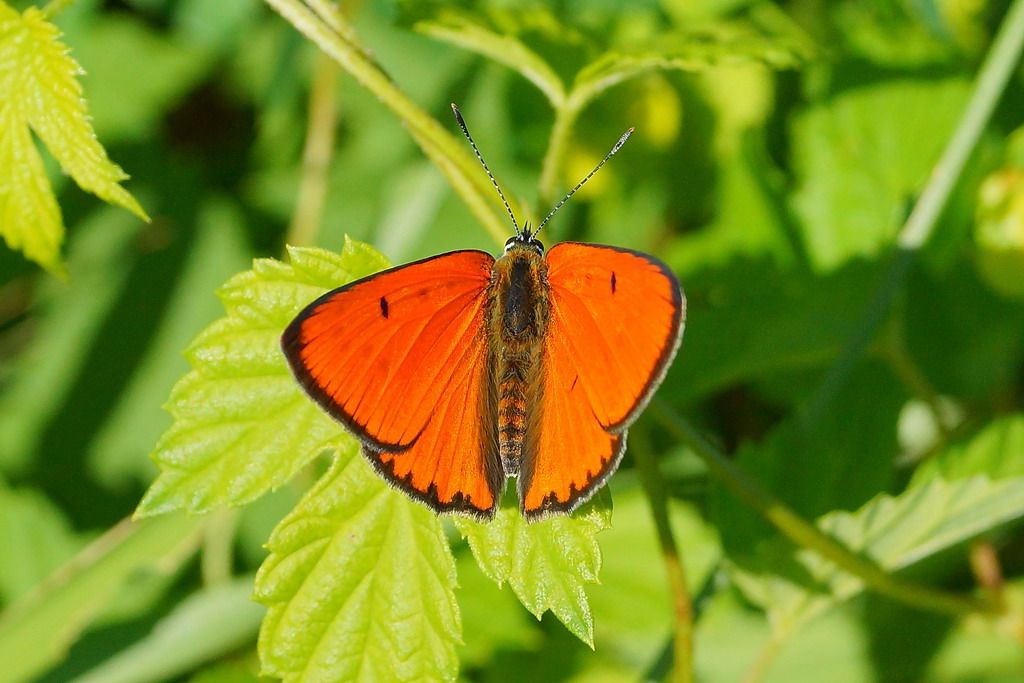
136 238 389 517
0 2 147 273
255 444 460 683
730 476 1024 635
454 494 612 647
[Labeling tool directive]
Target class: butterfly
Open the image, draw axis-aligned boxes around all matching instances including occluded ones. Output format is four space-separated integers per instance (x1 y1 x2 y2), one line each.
282 104 685 521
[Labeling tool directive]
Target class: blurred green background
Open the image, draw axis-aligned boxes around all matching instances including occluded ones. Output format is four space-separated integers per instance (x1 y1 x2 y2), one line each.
2 0 1024 681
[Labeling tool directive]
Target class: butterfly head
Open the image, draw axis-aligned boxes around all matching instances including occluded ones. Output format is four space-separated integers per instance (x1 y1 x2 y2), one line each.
505 224 544 255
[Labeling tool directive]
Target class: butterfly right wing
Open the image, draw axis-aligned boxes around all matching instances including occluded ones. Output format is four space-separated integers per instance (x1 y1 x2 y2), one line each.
282 250 504 517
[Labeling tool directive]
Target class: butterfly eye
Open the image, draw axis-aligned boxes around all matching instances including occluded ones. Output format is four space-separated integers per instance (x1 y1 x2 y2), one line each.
530 238 544 254
504 237 518 252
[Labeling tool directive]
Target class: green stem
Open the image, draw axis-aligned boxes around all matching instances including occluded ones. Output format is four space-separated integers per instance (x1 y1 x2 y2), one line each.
286 51 340 248
803 0 1024 422
650 400 996 617
201 510 240 585
263 0 510 246
536 106 579 211
633 431 694 683
742 634 786 683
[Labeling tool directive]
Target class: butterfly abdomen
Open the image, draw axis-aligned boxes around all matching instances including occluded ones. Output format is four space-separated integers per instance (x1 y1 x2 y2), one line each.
489 246 549 476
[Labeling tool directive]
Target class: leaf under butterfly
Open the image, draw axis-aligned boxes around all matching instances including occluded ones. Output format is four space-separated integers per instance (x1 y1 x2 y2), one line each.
255 443 460 682
454 493 612 647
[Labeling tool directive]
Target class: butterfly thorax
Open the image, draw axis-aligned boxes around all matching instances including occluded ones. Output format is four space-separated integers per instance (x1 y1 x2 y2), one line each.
488 245 549 476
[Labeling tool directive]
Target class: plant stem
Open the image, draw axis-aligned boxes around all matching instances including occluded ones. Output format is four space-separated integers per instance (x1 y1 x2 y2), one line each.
536 106 579 210
649 400 996 617
633 431 694 683
201 510 240 585
742 634 786 683
287 51 339 248
803 0 1024 422
263 0 510 246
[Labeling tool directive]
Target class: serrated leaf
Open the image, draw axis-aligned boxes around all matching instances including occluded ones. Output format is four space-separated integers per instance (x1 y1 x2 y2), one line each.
136 238 390 517
731 476 1024 635
416 9 566 106
0 2 147 273
453 494 612 647
255 443 460 683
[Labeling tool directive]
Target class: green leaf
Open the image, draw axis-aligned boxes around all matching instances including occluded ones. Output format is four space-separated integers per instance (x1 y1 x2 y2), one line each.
0 2 147 273
255 443 460 683
415 9 566 107
791 76 971 272
730 476 1024 635
136 237 390 517
0 514 201 683
453 494 612 647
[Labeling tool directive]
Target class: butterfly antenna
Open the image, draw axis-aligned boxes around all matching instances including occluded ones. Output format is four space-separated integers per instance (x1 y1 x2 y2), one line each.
535 127 634 236
451 103 520 234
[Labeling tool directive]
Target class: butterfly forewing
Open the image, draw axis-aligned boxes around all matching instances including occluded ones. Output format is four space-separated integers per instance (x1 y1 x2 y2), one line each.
520 242 684 518
282 250 504 517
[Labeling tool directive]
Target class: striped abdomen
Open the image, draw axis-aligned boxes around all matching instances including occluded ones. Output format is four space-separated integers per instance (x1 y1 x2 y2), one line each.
488 245 549 477
497 355 530 475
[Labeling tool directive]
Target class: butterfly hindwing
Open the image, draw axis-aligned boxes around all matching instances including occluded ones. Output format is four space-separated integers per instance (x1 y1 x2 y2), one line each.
282 250 504 518
520 242 684 518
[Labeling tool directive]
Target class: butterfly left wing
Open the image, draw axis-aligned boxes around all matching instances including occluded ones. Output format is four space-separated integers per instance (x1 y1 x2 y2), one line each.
520 242 684 518
282 250 504 518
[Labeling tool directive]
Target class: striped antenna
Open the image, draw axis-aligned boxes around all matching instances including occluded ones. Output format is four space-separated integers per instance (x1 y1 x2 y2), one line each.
450 103 520 234
535 127 634 236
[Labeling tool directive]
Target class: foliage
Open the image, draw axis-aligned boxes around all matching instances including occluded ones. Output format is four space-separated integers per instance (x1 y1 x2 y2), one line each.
1 0 1024 682
0 1 147 274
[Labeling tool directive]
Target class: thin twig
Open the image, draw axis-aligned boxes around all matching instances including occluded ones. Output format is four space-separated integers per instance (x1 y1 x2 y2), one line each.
650 400 996 617
537 106 579 209
263 0 511 246
287 51 339 248
633 430 694 683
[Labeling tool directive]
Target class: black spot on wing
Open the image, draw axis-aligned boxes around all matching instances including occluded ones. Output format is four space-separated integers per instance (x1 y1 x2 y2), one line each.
610 271 617 294
379 296 389 318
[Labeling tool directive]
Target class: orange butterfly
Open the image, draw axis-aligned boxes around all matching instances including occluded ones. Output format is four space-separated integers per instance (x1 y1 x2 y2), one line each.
282 105 685 520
